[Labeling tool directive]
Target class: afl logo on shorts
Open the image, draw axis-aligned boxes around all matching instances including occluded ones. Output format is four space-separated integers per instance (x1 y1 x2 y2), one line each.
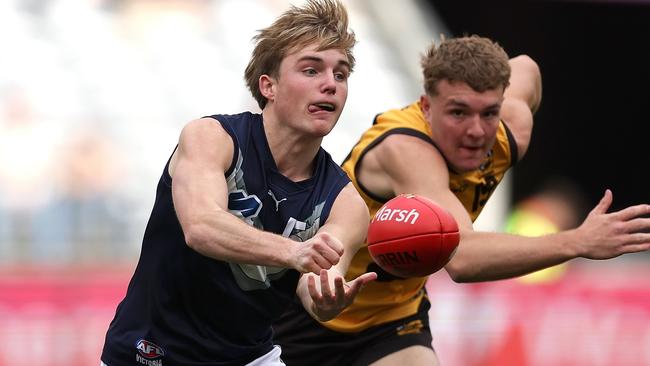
136 339 165 361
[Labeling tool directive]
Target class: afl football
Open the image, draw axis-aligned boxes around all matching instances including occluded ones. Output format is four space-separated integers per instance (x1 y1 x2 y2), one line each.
367 194 460 278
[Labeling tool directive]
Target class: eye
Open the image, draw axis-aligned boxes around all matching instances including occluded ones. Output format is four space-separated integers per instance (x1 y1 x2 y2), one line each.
450 109 465 117
334 71 349 82
303 68 317 76
482 110 500 119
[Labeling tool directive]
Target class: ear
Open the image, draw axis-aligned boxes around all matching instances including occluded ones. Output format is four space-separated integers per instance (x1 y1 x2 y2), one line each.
419 94 431 119
259 74 276 103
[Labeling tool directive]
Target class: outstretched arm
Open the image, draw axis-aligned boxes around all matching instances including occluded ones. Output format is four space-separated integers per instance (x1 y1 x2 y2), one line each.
359 132 650 283
449 188 650 282
295 183 377 322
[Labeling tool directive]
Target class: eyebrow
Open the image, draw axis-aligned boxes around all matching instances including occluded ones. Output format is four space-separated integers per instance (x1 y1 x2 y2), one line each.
447 98 501 110
297 55 351 70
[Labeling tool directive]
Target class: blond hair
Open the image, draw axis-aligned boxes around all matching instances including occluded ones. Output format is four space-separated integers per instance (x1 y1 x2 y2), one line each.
244 0 356 109
421 35 510 96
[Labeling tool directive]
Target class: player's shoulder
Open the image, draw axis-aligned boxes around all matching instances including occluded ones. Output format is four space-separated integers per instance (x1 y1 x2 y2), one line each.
373 102 432 144
182 117 227 136
177 117 235 152
375 101 422 123
378 131 439 163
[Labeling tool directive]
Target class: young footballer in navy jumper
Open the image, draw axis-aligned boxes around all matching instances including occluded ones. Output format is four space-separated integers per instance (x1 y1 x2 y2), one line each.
100 1 376 365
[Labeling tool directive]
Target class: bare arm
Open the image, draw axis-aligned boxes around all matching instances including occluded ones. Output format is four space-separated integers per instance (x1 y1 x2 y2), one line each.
170 118 343 273
295 183 377 321
500 55 542 159
359 133 650 283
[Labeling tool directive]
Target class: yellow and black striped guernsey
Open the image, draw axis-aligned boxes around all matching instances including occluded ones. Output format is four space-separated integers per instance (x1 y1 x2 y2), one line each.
325 101 518 332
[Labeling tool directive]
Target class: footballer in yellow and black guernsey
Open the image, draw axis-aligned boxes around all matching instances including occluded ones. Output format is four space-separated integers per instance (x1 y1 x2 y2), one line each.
334 101 516 331
275 35 650 366
273 100 517 365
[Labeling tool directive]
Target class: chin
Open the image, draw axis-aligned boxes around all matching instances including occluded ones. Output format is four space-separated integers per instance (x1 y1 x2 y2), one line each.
312 120 337 136
453 160 482 173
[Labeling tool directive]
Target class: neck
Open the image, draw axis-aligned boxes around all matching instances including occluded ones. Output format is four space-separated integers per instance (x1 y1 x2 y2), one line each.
263 111 322 181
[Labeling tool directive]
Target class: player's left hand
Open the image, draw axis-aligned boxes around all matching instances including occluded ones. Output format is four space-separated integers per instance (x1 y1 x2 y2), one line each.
307 269 377 322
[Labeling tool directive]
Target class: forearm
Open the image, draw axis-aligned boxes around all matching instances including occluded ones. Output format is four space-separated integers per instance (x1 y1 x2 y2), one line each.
446 229 580 282
184 209 296 267
294 183 371 321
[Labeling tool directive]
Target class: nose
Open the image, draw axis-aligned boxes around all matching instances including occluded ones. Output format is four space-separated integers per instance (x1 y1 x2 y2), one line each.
321 73 336 95
466 114 485 138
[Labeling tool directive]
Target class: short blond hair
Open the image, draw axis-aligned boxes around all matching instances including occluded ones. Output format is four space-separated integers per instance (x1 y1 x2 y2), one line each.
244 0 356 109
421 35 510 96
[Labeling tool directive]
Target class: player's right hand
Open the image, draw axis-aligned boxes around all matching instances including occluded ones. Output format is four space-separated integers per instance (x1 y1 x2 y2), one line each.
290 231 344 274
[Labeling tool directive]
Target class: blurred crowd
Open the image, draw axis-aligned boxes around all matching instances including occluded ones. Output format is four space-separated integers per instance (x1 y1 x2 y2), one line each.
0 0 261 264
0 0 420 265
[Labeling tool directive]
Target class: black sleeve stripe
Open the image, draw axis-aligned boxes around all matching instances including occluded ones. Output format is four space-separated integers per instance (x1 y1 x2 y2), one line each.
341 113 382 166
500 120 519 166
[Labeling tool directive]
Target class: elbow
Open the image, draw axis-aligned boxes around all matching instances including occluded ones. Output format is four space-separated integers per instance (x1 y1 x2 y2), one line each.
445 267 470 284
510 54 539 74
512 54 541 79
444 256 477 283
510 54 542 113
510 54 541 87
183 223 211 253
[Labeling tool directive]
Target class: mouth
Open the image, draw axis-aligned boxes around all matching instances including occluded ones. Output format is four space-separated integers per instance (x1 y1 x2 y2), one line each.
308 102 336 113
459 145 486 158
461 145 481 152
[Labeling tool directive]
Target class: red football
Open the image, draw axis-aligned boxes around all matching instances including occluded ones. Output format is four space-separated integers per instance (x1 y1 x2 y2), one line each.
367 194 460 278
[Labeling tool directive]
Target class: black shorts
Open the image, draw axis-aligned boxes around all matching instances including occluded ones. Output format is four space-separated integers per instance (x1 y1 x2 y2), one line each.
273 298 432 366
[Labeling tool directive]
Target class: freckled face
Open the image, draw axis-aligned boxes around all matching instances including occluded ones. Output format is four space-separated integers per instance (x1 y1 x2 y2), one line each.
421 80 504 173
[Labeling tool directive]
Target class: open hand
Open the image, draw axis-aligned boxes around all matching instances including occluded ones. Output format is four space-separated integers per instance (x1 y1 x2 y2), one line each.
577 189 650 259
307 269 377 321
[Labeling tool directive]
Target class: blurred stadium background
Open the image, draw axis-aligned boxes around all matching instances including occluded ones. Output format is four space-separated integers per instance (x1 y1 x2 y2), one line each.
0 0 649 365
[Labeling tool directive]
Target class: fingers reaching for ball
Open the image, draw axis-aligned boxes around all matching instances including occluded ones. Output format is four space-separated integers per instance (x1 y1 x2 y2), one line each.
308 269 377 321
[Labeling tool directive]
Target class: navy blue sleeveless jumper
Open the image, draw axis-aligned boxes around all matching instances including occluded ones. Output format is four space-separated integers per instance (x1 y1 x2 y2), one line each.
101 112 350 366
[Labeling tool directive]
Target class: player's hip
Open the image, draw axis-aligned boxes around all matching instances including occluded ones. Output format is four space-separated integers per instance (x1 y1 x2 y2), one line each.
273 297 432 366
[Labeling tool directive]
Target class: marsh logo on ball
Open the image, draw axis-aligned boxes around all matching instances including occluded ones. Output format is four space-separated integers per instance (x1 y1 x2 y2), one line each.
373 206 420 225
